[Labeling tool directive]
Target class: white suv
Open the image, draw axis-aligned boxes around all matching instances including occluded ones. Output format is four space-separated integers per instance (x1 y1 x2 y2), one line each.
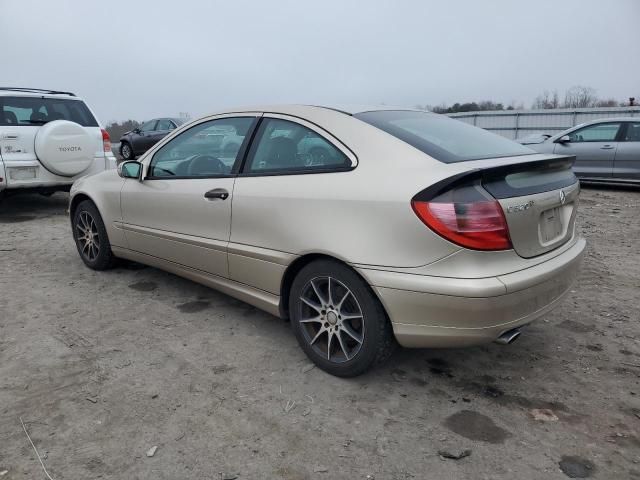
0 88 116 197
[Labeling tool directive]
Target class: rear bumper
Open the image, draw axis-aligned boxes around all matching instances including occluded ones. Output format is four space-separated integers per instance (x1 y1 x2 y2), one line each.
0 155 115 192
360 237 586 348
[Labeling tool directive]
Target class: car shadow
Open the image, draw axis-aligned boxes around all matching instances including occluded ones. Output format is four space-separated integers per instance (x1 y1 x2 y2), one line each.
0 191 69 222
110 255 556 400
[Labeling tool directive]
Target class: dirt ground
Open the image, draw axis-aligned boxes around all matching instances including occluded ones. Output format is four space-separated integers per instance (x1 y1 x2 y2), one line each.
0 186 639 480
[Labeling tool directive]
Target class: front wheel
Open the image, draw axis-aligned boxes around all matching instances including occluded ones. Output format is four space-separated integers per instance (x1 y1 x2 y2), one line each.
289 260 396 377
72 200 116 270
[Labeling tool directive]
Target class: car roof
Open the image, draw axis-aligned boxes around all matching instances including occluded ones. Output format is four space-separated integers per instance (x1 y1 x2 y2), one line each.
147 117 185 123
544 117 639 141
577 117 639 125
203 104 424 118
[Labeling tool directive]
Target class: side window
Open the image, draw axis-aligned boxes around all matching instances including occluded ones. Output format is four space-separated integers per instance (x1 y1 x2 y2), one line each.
149 117 255 177
245 118 349 173
623 122 640 142
140 120 157 132
568 123 621 142
156 119 172 131
168 121 178 131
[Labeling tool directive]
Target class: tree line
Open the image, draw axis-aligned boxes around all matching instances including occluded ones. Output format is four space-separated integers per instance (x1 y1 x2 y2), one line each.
418 86 636 114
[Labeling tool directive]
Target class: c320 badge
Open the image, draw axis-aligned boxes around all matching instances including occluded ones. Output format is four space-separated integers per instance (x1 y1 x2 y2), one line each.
506 200 534 214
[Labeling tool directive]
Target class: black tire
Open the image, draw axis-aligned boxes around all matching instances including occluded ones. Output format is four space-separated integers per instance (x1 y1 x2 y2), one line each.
289 259 396 377
72 200 116 270
120 141 135 160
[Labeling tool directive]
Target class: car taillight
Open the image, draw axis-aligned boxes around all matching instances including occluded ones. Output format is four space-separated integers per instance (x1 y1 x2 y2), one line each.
411 183 512 251
101 129 111 153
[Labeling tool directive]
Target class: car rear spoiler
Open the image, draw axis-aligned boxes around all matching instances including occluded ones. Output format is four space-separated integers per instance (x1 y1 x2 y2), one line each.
413 156 576 201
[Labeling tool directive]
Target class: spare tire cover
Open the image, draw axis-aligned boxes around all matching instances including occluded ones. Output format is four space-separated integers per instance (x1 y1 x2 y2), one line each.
34 120 95 177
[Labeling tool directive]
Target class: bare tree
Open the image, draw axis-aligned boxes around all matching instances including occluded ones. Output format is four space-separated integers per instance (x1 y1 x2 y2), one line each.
506 100 525 110
563 86 598 108
532 90 560 109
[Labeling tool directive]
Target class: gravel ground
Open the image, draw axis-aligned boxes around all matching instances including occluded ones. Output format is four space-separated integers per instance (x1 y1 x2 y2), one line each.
0 186 639 479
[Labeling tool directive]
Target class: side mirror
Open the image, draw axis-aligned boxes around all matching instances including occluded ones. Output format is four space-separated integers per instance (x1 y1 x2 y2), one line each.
556 135 571 144
118 161 142 179
133 128 141 134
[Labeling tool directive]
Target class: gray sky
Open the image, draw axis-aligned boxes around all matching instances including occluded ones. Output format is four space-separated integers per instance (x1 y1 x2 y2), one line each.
2 0 639 123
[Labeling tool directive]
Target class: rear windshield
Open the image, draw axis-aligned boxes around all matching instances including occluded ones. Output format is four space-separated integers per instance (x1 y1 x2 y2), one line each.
0 96 98 127
354 110 535 163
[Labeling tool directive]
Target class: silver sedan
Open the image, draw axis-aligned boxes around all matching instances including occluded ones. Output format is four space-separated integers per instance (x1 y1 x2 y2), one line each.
520 117 640 184
69 105 585 377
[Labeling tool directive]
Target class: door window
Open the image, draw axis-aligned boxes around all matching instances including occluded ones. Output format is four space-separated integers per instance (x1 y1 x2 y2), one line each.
149 117 255 177
156 119 173 131
140 120 157 132
568 123 621 142
245 118 349 173
623 122 640 142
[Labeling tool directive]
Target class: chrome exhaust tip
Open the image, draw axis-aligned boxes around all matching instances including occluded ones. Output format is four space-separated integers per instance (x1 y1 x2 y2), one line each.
494 328 521 345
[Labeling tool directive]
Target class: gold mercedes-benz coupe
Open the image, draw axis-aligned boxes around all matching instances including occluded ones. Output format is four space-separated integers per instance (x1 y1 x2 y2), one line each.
69 105 585 377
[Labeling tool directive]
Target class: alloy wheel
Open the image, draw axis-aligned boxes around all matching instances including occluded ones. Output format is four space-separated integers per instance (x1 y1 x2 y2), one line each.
75 211 100 261
298 276 365 363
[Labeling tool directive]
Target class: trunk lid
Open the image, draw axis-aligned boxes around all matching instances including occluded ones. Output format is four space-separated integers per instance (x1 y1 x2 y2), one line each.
481 156 579 258
414 155 579 258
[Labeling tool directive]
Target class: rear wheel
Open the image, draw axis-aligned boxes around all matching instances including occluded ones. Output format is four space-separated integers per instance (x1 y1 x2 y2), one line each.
289 259 395 377
120 142 135 160
72 200 116 270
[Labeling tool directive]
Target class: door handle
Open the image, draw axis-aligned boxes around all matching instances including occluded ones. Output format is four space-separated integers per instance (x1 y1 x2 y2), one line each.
600 145 615 149
204 188 229 200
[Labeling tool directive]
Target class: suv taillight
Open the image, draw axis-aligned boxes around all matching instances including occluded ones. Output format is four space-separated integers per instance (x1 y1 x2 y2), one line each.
411 183 512 251
101 129 111 153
